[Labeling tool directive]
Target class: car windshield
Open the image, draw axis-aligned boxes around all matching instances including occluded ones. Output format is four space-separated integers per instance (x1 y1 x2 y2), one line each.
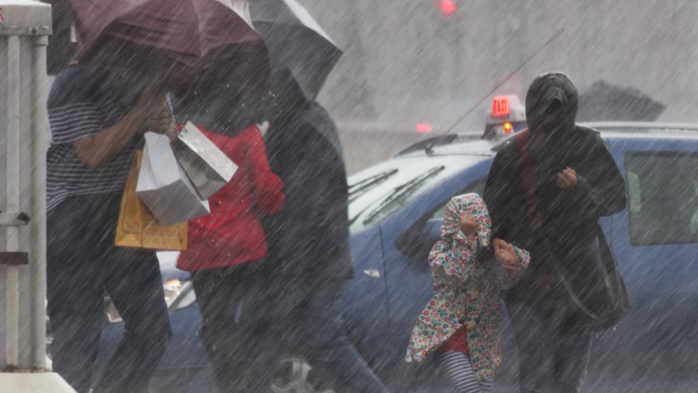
347 155 487 233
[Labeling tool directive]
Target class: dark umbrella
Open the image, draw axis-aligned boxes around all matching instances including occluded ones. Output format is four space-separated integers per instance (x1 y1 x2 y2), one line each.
577 80 666 122
66 0 270 90
249 0 342 99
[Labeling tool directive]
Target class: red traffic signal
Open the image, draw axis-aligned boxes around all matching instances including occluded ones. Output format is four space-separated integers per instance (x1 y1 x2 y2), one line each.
441 0 456 15
417 123 433 134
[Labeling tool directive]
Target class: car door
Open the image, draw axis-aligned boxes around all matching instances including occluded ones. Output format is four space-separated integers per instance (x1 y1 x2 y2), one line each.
595 136 698 387
341 225 391 365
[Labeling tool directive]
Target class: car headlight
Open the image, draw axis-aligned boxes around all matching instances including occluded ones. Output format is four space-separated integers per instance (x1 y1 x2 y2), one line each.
104 297 122 324
163 279 184 307
103 279 197 324
163 279 196 312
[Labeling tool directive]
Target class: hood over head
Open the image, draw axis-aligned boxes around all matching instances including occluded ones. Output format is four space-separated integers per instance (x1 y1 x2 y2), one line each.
441 193 491 249
525 72 578 137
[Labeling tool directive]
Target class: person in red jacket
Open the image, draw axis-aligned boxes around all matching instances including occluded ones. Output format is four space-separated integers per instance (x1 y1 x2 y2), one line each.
176 123 285 271
175 86 285 393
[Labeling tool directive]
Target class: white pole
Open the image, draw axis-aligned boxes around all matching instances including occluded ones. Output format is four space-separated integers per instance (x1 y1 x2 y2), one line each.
0 0 77 390
5 34 21 367
31 34 49 370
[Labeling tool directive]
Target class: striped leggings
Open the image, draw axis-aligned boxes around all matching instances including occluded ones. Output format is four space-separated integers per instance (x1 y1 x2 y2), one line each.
437 351 494 393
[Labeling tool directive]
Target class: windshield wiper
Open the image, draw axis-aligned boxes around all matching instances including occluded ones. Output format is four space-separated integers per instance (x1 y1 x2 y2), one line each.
362 166 446 225
349 169 399 196
348 168 399 203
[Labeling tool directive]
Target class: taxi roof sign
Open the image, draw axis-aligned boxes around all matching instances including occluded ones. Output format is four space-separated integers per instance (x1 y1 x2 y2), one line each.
486 94 525 125
492 96 511 117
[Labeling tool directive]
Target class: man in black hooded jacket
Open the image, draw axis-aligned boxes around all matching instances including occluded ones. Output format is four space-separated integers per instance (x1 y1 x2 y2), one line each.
483 73 627 393
234 69 389 393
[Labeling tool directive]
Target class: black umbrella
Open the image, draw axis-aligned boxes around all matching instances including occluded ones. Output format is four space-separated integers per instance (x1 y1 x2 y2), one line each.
249 0 343 99
577 80 666 122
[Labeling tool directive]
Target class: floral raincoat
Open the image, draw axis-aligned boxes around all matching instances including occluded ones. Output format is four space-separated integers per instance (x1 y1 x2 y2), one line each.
405 193 530 382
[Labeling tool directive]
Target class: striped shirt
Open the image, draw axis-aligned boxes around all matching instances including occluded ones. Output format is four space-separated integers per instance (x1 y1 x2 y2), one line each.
47 65 145 212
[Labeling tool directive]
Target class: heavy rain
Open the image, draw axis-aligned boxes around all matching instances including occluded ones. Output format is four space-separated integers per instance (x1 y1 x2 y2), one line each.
0 1 697 393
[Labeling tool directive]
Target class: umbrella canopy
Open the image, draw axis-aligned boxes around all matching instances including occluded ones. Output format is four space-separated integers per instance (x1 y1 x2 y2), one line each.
249 0 342 99
577 80 666 122
67 0 269 90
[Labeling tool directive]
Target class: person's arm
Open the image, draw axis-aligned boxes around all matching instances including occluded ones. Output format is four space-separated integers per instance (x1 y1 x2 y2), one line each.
558 132 627 218
489 239 530 291
429 199 481 281
483 146 515 239
73 86 166 169
430 236 480 282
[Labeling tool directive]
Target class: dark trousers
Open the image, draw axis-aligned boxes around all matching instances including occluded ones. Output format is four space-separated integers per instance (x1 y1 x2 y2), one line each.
191 267 389 393
46 195 171 393
190 264 251 393
506 297 592 393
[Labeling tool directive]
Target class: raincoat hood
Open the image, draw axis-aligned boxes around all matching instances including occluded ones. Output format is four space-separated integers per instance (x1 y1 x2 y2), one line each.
441 193 491 249
525 72 578 137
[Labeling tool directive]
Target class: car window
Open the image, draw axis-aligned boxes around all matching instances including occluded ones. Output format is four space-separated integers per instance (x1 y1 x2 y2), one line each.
348 155 488 233
625 152 698 245
430 178 487 220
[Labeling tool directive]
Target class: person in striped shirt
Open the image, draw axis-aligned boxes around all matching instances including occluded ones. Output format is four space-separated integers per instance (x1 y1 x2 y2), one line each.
45 63 172 393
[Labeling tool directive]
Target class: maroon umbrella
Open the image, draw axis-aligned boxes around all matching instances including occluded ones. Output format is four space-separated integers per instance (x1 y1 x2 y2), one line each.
67 0 269 90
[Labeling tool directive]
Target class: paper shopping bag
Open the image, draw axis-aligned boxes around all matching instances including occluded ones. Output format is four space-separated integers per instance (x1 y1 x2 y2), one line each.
115 151 188 250
137 132 210 225
171 122 238 200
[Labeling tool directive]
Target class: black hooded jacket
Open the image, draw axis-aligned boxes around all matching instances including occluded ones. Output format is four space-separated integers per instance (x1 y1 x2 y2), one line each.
258 101 354 284
483 73 627 304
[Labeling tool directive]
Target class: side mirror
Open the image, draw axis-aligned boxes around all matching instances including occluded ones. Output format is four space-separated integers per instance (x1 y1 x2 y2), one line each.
395 218 442 260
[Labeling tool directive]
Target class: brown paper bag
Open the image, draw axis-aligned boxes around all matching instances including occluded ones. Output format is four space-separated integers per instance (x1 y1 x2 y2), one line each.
115 151 188 250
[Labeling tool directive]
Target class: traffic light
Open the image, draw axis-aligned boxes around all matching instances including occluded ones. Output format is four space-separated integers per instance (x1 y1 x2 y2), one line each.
441 0 456 15
417 123 433 134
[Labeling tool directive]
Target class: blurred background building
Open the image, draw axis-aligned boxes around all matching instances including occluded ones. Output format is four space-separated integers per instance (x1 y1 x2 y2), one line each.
298 0 698 172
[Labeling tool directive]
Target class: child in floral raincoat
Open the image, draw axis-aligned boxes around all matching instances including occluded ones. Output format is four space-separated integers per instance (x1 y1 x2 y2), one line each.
405 193 530 392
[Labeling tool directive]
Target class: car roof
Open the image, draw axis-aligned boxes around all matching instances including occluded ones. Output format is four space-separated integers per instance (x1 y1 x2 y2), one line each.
395 122 698 158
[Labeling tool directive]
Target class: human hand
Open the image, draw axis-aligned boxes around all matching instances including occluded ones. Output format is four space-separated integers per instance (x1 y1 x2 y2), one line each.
146 105 177 139
458 215 479 238
556 167 577 190
493 238 520 271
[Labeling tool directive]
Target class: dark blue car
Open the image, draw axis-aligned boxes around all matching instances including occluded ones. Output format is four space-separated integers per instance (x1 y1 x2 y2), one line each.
95 122 698 393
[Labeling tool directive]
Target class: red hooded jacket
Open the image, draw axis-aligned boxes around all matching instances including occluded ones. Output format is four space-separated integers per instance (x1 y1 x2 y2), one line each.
176 124 285 271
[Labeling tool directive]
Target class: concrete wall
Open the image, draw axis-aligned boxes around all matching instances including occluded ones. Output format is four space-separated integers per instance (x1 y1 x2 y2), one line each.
298 0 698 172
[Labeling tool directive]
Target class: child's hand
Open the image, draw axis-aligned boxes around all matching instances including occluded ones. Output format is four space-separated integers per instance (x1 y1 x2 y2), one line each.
493 238 520 271
494 354 502 368
458 215 478 238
